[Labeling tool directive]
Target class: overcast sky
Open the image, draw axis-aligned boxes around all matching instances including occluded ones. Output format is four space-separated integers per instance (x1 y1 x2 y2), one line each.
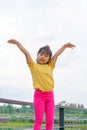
0 0 87 107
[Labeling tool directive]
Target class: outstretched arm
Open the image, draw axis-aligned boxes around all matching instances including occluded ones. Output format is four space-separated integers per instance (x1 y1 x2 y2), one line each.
7 39 32 64
51 43 75 65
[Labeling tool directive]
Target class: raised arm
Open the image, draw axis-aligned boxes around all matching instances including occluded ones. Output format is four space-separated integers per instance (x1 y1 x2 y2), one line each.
7 39 32 64
51 43 75 65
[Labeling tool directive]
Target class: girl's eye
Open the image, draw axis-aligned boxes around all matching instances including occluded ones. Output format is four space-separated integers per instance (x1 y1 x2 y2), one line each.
40 52 49 57
40 53 43 56
45 55 48 57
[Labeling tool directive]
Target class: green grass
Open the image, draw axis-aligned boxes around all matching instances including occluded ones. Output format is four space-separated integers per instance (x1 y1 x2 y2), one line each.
0 122 33 127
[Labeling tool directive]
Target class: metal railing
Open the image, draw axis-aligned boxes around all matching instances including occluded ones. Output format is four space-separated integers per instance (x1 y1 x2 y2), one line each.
58 106 87 130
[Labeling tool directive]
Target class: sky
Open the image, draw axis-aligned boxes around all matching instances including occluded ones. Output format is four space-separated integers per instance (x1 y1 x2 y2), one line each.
0 0 87 107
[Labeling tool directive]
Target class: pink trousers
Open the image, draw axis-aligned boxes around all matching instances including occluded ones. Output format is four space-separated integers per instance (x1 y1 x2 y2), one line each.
33 90 55 130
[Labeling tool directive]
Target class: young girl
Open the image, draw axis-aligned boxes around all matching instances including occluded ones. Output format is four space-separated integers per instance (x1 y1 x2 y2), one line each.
7 39 75 130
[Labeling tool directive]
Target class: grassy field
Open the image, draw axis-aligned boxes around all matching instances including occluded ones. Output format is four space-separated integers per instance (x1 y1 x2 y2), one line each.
0 122 33 127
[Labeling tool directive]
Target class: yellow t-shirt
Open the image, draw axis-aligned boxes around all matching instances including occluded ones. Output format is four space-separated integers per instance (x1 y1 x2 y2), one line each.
28 60 55 92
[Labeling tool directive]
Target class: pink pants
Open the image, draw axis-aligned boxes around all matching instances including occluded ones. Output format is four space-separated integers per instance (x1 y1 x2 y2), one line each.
33 90 55 130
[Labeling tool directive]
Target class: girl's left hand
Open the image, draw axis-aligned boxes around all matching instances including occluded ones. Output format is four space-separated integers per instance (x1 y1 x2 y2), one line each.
64 43 75 49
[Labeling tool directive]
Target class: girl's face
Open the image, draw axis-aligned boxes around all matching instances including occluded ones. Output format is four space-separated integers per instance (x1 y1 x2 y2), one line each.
37 51 50 64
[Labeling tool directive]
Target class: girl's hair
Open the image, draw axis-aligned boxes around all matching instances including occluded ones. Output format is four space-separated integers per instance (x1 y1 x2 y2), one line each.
37 45 52 63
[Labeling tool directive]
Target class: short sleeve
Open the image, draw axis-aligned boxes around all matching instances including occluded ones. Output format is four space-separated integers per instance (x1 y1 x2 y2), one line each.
27 60 34 68
49 61 55 69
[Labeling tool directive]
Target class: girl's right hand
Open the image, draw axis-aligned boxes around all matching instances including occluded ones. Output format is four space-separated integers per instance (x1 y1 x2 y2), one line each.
7 39 19 44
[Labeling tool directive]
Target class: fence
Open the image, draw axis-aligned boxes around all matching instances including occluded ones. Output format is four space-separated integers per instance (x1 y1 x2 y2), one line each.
0 98 87 130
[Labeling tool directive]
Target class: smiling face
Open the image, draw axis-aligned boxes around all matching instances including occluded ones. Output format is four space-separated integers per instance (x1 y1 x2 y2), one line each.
37 46 52 64
37 51 50 64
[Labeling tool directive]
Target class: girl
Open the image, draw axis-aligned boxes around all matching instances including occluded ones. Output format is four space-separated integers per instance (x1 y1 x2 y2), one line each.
7 39 75 130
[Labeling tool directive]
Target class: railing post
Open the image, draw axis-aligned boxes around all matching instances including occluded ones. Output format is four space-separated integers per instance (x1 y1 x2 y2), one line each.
59 107 64 130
